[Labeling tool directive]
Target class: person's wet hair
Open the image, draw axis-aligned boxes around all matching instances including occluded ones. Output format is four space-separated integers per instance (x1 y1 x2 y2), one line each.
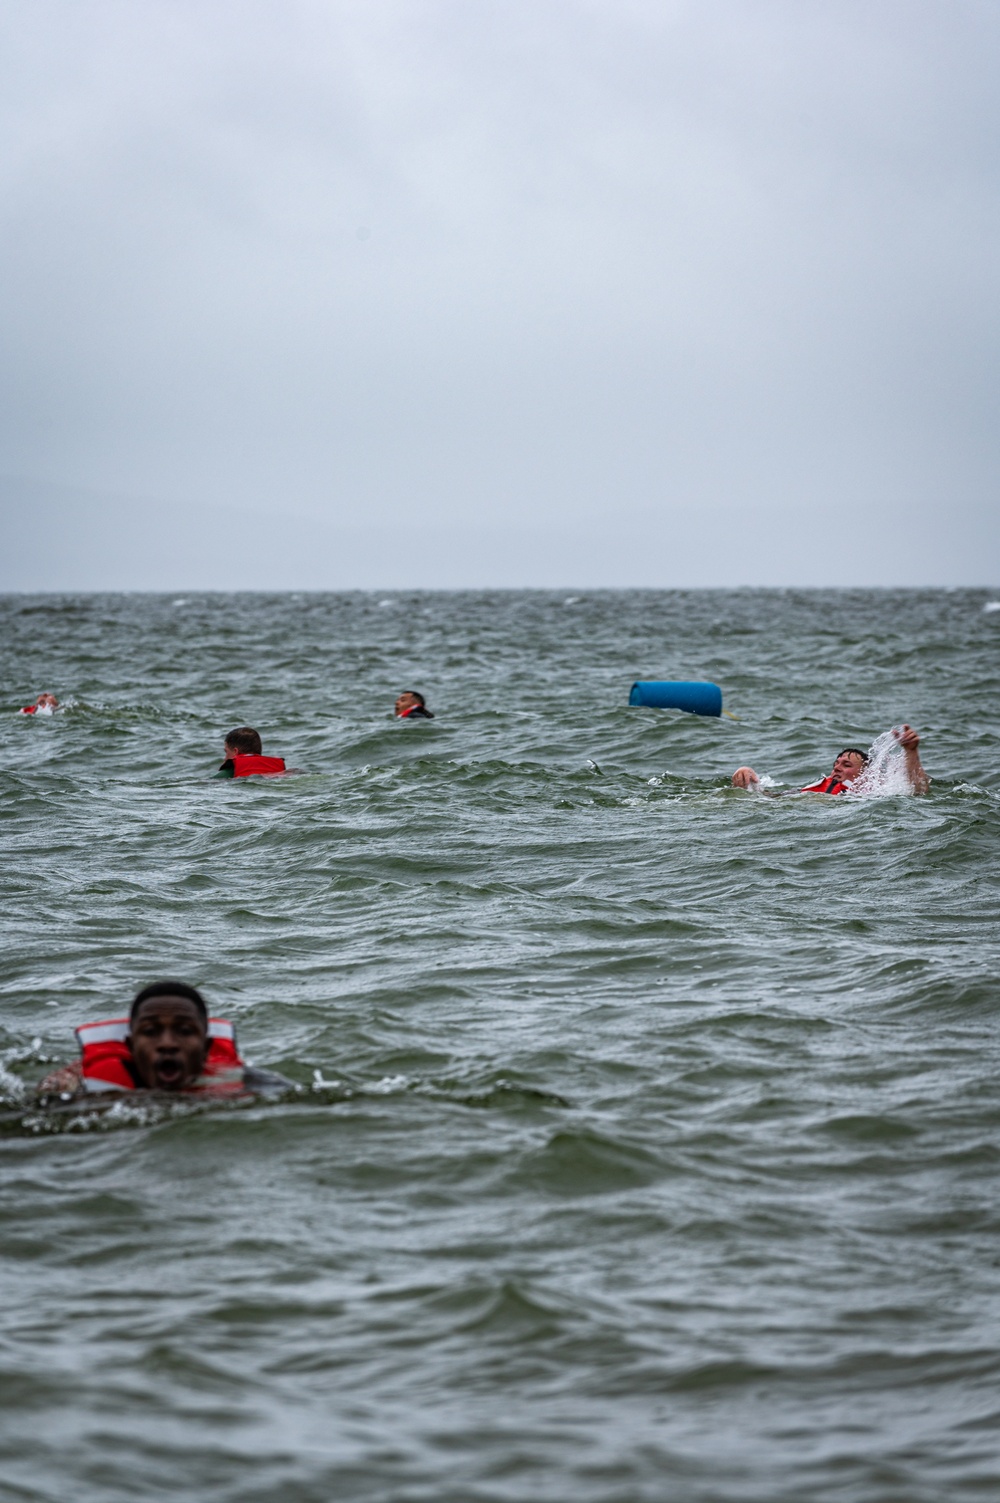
225 727 262 755
838 748 869 764
130 981 209 1026
402 691 425 707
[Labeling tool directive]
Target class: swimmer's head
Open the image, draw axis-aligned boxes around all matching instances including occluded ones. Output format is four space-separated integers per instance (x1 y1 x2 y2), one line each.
128 981 209 1091
224 726 262 757
395 691 426 717
35 693 58 710
832 748 869 783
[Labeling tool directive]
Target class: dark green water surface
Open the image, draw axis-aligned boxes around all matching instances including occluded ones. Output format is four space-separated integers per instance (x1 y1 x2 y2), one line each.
1 589 998 1503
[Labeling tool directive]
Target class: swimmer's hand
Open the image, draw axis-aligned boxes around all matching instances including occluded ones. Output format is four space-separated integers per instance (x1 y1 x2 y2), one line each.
892 724 929 793
732 766 760 789
36 1061 83 1098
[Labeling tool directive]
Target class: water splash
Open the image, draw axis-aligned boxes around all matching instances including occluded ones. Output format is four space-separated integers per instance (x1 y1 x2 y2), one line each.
0 1061 28 1105
850 730 914 798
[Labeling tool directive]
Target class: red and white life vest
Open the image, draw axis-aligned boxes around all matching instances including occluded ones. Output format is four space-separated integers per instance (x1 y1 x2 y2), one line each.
75 1017 244 1093
230 754 286 777
801 776 849 795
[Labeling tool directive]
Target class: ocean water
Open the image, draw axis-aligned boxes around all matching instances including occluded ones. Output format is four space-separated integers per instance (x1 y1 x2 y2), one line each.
1 587 998 1503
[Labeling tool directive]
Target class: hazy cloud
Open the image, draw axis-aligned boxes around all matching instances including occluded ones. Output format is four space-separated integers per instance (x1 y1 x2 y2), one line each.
1 0 998 586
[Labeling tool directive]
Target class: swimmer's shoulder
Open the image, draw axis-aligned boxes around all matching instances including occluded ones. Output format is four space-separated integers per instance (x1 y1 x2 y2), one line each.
241 1065 296 1095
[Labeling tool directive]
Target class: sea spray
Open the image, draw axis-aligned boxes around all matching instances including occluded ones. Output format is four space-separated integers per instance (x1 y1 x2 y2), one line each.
851 729 915 797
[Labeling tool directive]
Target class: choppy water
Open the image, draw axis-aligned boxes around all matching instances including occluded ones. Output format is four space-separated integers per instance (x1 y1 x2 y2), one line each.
1 588 999 1503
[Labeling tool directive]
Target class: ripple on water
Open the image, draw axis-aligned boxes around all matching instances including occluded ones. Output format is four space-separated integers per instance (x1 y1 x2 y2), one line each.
1 589 999 1503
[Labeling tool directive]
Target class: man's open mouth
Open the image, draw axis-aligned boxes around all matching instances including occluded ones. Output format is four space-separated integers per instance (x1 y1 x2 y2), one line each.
154 1059 184 1088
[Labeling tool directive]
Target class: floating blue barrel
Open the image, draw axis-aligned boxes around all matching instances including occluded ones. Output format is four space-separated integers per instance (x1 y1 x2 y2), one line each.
629 680 723 717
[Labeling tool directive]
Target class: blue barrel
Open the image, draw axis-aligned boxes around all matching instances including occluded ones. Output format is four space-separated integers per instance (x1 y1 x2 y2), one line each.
629 680 723 717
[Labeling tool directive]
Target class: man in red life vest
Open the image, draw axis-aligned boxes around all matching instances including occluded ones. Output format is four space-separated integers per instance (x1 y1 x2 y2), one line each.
217 726 287 777
38 982 214 1096
20 692 58 715
36 981 290 1098
732 725 928 795
394 690 434 720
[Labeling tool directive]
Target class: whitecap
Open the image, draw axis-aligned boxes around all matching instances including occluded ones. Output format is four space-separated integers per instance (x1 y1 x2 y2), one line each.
982 601 1000 613
312 1069 342 1090
366 1074 408 1094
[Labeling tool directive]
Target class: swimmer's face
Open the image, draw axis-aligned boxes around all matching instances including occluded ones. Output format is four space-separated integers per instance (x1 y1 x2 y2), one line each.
832 750 866 783
129 997 208 1091
36 693 58 709
395 693 420 717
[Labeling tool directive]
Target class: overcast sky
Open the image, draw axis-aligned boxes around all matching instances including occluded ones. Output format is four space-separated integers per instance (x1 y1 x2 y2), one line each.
1 0 998 589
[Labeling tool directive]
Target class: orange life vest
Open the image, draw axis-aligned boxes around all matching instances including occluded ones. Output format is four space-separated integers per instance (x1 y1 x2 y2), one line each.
801 776 848 795
229 754 286 777
75 1017 245 1093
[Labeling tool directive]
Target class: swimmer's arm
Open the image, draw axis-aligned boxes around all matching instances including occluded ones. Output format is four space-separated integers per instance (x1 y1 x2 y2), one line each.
36 1061 84 1097
895 725 929 794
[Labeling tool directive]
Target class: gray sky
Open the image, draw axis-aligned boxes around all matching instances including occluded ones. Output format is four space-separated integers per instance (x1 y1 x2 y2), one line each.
1 0 998 589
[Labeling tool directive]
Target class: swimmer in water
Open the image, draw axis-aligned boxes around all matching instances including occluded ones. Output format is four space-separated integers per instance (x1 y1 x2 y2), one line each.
19 693 58 715
36 981 290 1098
732 726 928 795
395 690 434 720
217 726 287 777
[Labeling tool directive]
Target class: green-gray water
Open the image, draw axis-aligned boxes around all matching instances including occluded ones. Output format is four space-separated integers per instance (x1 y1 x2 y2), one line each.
1 588 998 1503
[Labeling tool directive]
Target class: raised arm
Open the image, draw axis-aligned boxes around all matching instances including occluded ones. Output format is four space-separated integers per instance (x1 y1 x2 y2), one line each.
894 724 929 794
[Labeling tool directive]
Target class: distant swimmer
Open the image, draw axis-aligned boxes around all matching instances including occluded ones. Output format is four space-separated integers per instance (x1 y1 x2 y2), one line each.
732 726 929 795
395 690 434 720
217 726 287 778
19 693 58 715
36 980 291 1098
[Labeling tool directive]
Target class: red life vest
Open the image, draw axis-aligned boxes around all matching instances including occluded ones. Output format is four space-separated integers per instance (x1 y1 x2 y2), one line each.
801 776 849 795
230 754 286 777
75 1017 244 1093
19 705 38 714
